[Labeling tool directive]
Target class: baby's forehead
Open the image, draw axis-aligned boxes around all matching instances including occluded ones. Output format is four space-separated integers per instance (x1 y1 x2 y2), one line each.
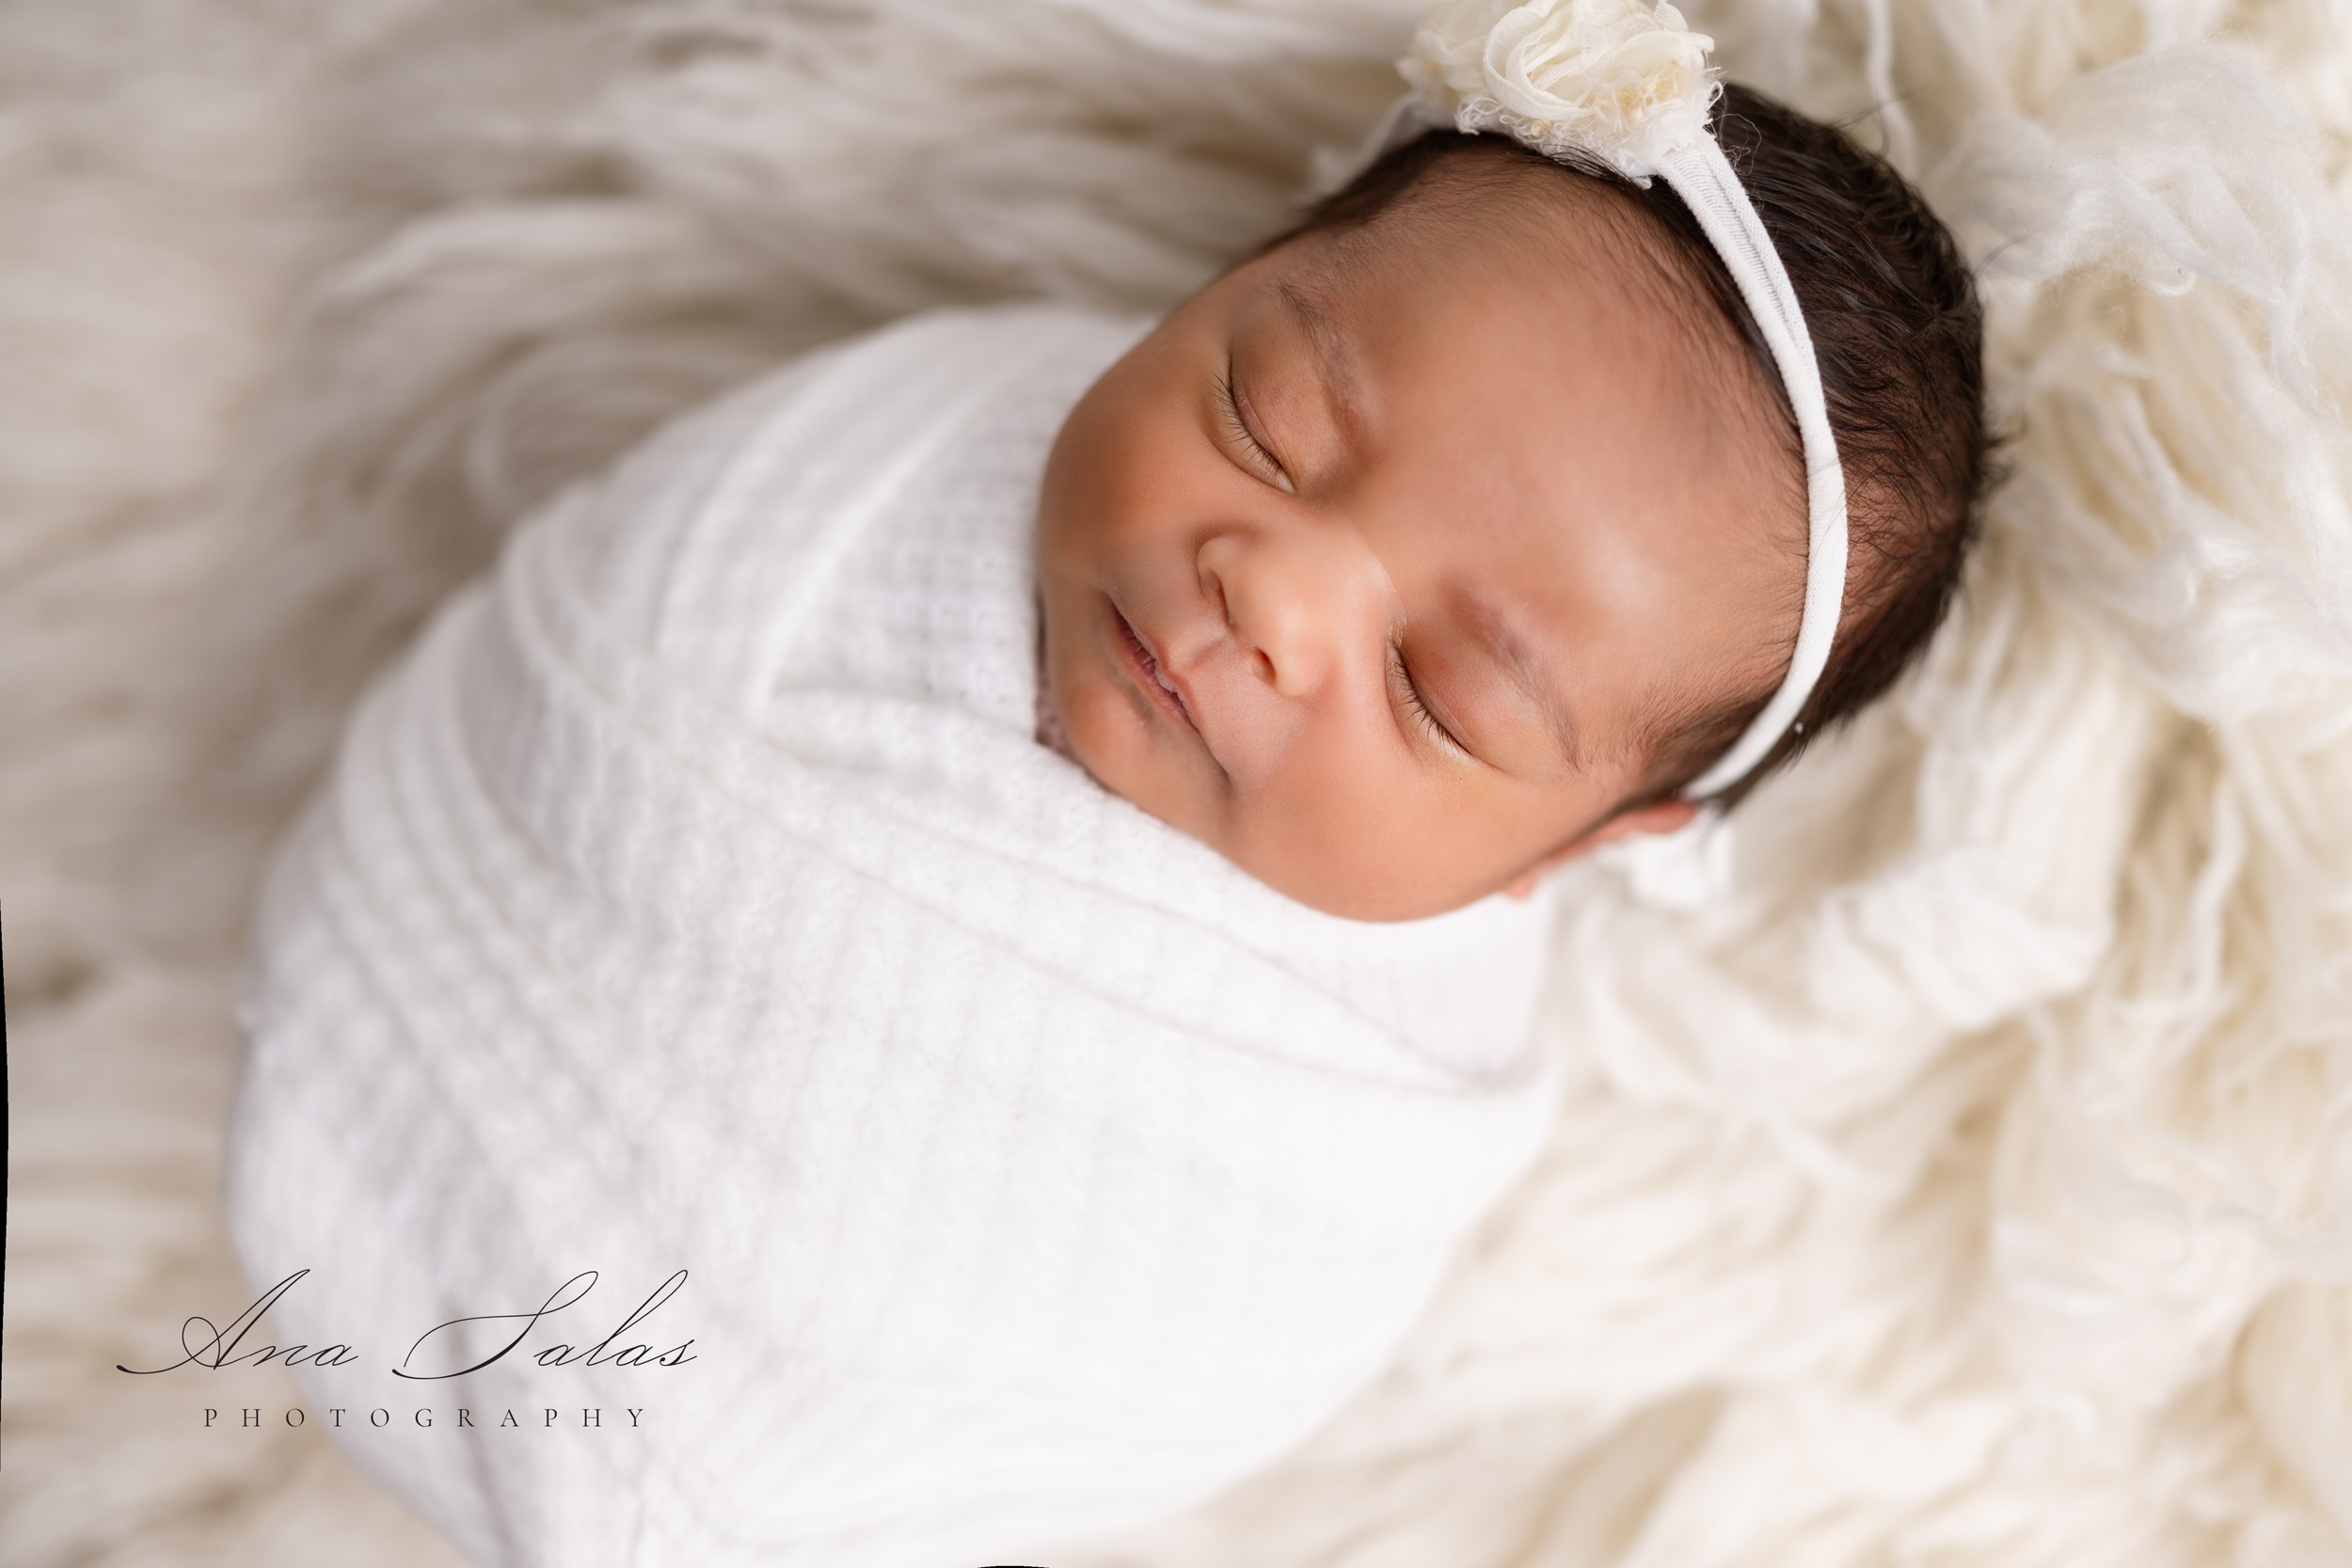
1288 151 1775 404
1278 214 1791 510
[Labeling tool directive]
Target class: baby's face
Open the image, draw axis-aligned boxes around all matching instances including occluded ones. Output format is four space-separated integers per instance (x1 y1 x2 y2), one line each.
1037 176 1802 920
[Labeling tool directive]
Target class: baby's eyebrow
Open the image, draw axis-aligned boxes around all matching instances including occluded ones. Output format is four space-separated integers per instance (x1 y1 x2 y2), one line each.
1272 277 1366 451
1453 585 1583 772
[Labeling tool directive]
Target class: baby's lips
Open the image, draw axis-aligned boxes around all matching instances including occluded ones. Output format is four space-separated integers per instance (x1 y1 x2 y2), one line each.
1113 599 1208 743
1149 639 1208 736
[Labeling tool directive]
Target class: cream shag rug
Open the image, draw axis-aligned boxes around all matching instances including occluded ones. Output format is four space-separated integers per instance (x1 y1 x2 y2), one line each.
4 2 2349 1564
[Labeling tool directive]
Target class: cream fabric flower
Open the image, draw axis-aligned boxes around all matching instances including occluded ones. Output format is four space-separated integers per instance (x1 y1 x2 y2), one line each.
1401 0 1719 181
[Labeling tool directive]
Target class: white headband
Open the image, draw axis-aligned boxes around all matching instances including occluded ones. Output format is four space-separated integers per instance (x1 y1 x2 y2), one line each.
1342 0 1848 798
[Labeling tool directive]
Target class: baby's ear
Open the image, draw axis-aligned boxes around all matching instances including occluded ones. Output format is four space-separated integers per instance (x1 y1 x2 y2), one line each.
1502 799 1698 899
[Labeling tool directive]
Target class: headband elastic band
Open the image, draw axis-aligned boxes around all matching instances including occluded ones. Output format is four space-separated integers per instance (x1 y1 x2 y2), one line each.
1654 139 1847 795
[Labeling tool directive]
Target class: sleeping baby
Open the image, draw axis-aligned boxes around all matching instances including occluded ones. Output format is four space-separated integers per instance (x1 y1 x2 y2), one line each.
227 4 1985 1565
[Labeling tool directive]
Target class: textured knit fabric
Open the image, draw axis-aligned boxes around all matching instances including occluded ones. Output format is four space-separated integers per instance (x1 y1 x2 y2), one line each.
225 303 1559 1568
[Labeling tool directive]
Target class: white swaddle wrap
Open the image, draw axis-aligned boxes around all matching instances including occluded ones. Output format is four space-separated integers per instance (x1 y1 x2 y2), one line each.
227 303 1560 1566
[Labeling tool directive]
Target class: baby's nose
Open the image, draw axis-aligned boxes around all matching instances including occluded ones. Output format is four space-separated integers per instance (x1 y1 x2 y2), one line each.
1197 519 1389 699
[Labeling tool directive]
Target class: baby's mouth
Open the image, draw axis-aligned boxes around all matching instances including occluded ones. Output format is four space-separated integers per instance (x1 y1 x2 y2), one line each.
1111 602 1201 737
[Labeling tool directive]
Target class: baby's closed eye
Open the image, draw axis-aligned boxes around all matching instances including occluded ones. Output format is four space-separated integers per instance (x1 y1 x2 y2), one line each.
1389 639 1474 758
1214 368 1294 493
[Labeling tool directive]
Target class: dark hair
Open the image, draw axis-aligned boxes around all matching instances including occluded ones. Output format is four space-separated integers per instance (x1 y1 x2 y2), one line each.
1261 86 1988 814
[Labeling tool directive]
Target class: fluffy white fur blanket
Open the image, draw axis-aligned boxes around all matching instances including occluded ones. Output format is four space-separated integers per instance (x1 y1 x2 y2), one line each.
4 1 2348 1565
